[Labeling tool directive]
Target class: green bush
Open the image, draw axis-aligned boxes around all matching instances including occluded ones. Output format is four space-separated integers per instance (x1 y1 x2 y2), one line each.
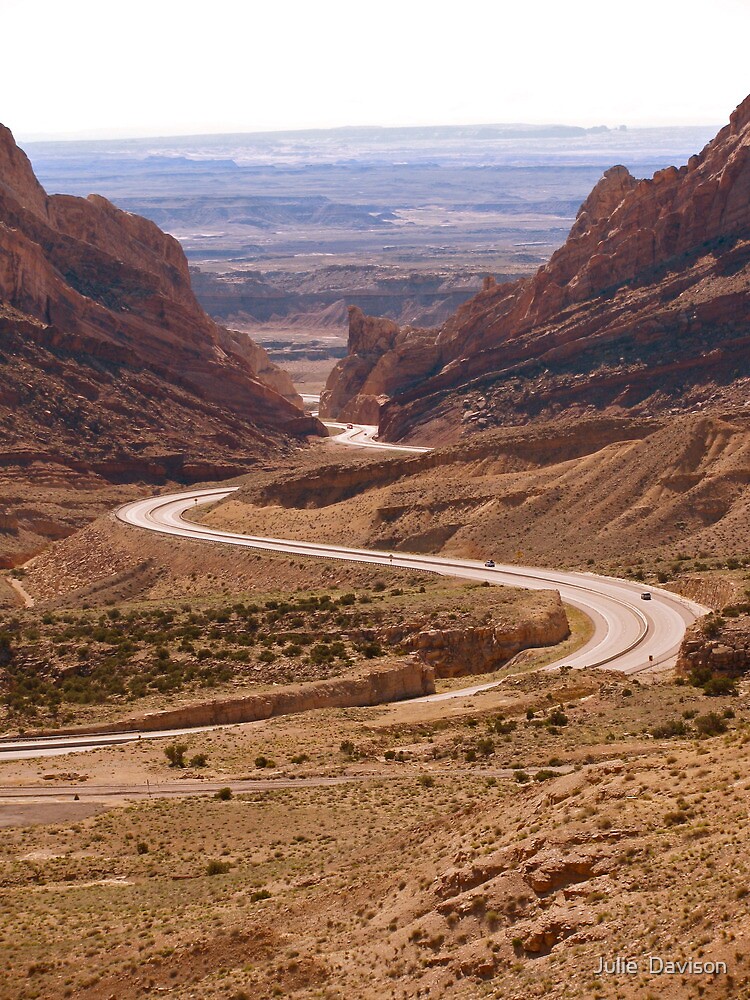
0 632 13 668
702 675 738 697
206 859 231 876
701 616 725 639
651 719 689 739
694 712 728 736
164 742 188 768
214 787 233 800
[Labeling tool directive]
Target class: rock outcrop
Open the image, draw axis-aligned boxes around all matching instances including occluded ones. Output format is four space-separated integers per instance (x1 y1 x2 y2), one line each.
382 591 569 676
676 612 750 678
0 123 324 561
322 95 750 437
0 123 320 456
32 658 436 736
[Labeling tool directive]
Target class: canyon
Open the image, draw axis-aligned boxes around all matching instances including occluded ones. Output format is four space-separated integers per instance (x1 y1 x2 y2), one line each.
320 96 750 440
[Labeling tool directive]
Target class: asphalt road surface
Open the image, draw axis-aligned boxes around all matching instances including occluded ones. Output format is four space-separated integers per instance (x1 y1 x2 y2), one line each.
1 417 707 762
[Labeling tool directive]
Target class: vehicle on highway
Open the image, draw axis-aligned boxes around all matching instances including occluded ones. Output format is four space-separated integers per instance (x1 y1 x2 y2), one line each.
346 423 354 429
484 559 496 568
641 592 652 600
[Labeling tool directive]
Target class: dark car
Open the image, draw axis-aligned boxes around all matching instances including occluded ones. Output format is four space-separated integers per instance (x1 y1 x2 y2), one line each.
641 592 652 601
346 423 354 429
484 560 496 568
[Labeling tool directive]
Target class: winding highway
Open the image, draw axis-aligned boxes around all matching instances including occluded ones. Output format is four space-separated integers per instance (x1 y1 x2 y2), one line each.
115 486 706 683
0 414 708 761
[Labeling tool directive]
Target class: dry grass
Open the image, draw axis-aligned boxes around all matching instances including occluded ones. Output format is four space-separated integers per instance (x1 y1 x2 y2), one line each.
1 667 749 998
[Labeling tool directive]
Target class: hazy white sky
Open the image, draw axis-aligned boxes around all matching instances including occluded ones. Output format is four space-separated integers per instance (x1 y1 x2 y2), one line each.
5 0 749 139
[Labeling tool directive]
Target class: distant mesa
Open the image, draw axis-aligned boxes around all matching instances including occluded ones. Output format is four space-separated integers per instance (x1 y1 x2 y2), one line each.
320 94 750 440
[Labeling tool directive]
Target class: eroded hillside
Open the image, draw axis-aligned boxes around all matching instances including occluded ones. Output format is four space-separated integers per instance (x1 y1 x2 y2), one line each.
199 412 750 568
320 95 750 441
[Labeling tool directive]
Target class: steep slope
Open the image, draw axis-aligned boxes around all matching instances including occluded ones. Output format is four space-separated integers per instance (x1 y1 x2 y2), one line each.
201 412 750 568
0 124 322 565
320 95 750 439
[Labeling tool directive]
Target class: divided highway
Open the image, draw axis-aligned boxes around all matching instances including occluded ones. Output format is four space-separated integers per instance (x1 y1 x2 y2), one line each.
1 415 708 761
115 486 706 682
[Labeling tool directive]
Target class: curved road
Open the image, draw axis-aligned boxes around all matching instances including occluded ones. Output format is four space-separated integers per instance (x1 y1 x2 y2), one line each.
115 487 706 684
0 416 707 761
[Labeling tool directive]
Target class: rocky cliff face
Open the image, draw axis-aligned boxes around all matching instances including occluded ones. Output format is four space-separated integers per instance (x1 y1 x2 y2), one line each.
0 123 316 458
322 95 750 438
33 659 436 736
382 591 569 677
676 612 750 680
0 124 322 562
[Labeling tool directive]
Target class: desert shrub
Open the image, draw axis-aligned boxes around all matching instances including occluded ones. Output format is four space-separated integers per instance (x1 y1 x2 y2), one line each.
514 771 530 784
189 753 208 768
0 632 13 668
664 810 688 826
694 712 728 736
488 715 517 734
249 889 271 902
651 719 689 739
206 859 231 875
417 775 435 788
701 615 725 639
291 753 309 764
358 641 383 659
702 675 738 697
164 742 188 768
546 709 569 727
476 737 495 757
214 787 233 801
136 842 149 855
254 756 275 769
533 769 556 782
340 740 356 757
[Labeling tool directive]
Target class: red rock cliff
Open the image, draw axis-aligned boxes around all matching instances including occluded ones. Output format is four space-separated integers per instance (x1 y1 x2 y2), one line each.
322 95 750 439
0 123 321 468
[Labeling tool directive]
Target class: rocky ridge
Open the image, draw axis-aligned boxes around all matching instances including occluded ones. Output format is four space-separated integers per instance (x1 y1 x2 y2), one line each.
321 95 750 439
0 124 323 562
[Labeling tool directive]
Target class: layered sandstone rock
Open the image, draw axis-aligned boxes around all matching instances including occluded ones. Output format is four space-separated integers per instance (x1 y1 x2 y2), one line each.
676 613 750 677
322 95 750 438
0 123 318 460
319 306 429 422
0 124 323 560
32 658 436 736
382 591 569 676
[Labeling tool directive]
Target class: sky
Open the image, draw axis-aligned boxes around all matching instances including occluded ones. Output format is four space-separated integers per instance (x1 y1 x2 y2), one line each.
4 0 749 140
